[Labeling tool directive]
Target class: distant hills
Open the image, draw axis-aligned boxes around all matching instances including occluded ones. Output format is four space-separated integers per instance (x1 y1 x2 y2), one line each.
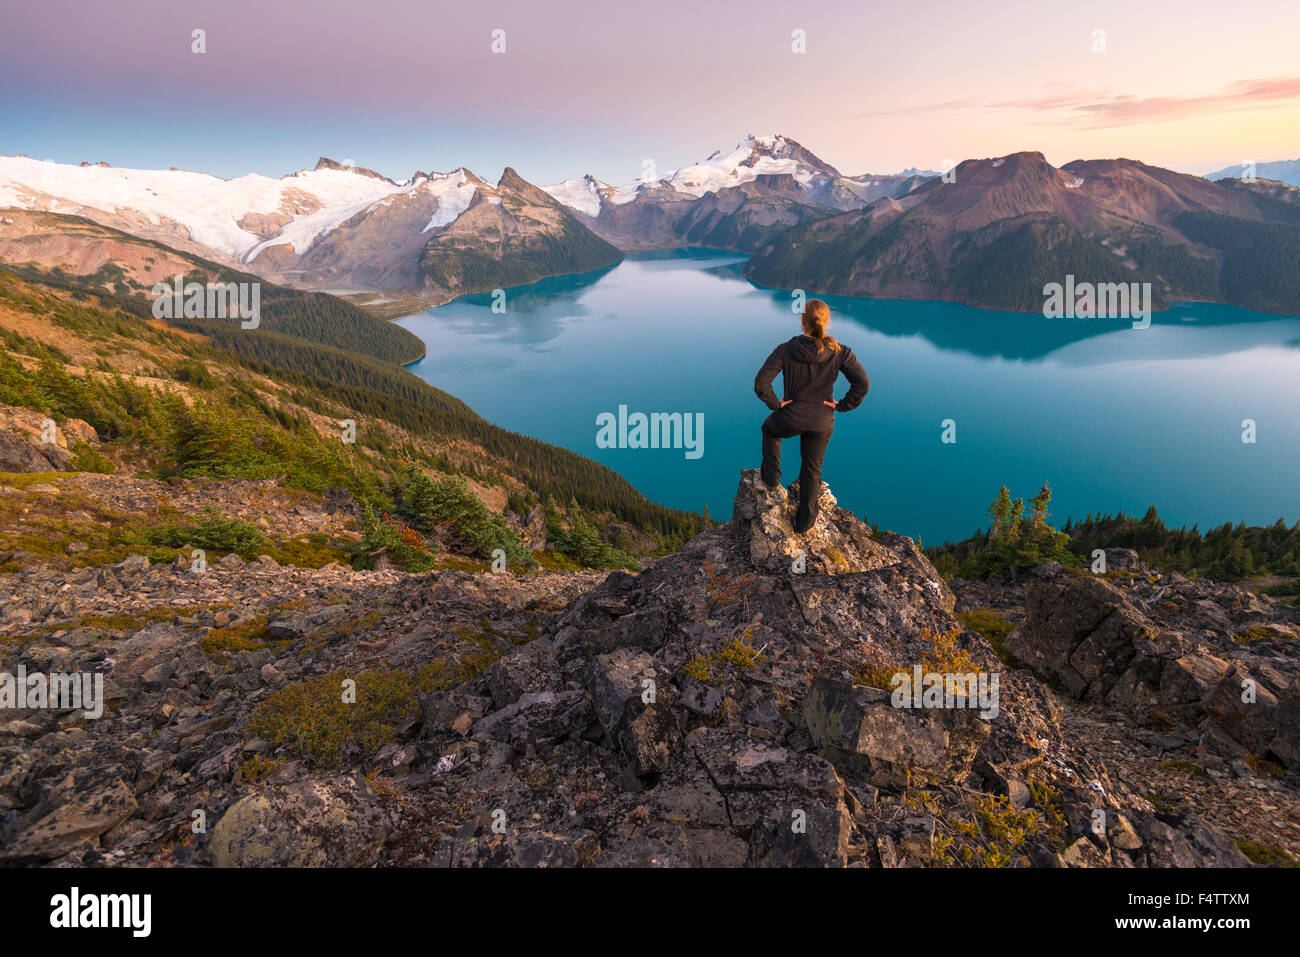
745 152 1300 314
1205 158 1300 188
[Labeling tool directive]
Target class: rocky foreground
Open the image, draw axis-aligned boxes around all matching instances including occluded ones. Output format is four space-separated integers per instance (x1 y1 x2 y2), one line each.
1 472 1297 867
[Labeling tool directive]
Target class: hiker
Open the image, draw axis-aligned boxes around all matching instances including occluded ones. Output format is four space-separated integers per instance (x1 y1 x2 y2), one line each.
754 299 870 532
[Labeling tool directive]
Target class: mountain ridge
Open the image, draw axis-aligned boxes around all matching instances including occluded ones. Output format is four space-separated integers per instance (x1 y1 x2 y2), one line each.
744 151 1300 313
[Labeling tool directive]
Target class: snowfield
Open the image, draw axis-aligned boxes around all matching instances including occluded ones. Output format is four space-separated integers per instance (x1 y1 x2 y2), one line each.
420 170 481 232
0 155 415 263
540 176 607 216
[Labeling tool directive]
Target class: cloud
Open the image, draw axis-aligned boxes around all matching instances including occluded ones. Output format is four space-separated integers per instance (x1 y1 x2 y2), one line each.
863 76 1300 128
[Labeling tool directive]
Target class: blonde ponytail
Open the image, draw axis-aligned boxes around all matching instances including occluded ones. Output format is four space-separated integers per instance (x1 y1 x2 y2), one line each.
801 299 841 354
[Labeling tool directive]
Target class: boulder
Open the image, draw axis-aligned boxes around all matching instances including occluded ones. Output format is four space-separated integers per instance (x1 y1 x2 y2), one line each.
471 690 594 749
586 648 681 775
483 637 562 707
803 677 990 786
647 729 851 867
208 776 391 867
1005 576 1157 700
1007 575 1300 770
1104 548 1143 573
0 776 137 863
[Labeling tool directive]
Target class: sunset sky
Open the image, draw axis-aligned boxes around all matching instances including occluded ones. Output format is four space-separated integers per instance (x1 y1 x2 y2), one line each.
2 0 1297 184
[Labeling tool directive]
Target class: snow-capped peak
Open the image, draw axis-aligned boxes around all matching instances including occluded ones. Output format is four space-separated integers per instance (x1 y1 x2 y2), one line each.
542 134 843 212
540 174 613 216
0 154 416 262
661 133 842 199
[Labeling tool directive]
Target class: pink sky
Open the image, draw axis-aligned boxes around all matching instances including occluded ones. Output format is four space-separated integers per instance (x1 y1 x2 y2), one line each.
1 0 1297 182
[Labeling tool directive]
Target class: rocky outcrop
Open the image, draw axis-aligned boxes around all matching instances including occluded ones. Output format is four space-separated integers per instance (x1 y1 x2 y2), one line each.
0 402 99 473
731 469 896 575
416 474 1263 867
803 677 990 787
1005 573 1300 770
3 469 1294 868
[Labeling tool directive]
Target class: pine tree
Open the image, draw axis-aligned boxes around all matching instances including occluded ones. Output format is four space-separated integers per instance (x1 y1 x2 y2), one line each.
988 487 1013 542
1029 481 1053 537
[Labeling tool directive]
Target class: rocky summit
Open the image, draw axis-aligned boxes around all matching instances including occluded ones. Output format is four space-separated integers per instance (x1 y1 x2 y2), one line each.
2 471 1297 868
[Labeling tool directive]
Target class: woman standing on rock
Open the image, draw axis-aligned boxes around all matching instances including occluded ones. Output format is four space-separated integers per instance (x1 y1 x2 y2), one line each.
754 299 870 533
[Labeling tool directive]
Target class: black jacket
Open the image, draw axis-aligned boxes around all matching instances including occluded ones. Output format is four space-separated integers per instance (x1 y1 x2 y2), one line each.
755 335 870 416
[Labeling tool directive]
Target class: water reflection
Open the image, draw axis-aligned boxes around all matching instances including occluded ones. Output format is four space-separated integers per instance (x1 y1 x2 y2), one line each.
406 248 1300 364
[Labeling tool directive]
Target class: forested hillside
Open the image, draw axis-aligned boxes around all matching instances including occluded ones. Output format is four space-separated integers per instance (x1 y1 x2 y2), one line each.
0 263 709 557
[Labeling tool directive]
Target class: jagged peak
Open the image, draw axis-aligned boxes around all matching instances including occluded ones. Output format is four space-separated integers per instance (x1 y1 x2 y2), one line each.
311 157 395 184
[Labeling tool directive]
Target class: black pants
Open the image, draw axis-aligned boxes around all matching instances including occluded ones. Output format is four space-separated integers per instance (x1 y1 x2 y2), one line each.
760 405 833 531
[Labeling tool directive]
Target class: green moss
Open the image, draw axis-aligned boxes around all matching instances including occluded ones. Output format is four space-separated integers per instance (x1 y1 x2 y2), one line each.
263 533 352 568
1234 838 1297 867
680 633 766 684
532 548 581 572
956 608 1015 658
854 665 897 690
436 554 489 573
1235 625 1284 644
70 607 181 630
681 655 713 683
199 615 279 662
239 754 284 784
248 669 420 769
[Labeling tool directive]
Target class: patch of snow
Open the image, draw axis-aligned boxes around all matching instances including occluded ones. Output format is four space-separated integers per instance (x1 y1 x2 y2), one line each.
420 170 479 233
540 176 607 216
0 154 412 262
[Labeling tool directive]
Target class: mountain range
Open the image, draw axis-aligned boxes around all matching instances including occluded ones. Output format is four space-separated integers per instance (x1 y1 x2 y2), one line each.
0 136 926 308
0 156 621 308
541 134 925 252
745 152 1300 314
3 138 1300 314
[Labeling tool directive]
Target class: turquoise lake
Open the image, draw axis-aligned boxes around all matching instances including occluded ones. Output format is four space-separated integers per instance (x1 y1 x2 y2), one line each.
398 249 1300 545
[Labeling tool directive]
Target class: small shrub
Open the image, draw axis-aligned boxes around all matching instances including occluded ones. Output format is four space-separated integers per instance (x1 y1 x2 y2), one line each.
200 616 276 661
956 608 1015 658
248 669 419 769
350 501 437 571
68 441 115 474
398 469 534 570
135 508 266 557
